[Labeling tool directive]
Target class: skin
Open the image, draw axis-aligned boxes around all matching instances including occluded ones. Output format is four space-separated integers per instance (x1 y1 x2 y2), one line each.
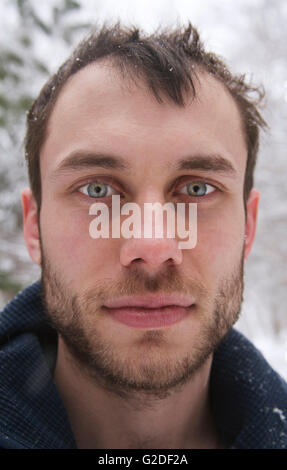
21 61 259 449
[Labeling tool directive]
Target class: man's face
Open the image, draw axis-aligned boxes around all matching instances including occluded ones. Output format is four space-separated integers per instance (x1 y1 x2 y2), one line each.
23 62 259 395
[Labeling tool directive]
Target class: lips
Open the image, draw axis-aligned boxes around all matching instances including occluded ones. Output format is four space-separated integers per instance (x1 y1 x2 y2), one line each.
103 294 194 329
104 294 194 309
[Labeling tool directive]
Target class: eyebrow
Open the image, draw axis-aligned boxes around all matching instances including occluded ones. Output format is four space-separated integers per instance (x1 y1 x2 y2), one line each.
174 154 237 175
52 150 237 177
53 151 132 175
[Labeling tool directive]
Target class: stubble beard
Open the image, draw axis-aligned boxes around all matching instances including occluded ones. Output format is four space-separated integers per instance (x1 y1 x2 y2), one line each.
40 245 244 400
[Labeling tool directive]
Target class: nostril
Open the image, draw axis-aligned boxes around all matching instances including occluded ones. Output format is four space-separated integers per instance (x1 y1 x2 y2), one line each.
120 238 183 268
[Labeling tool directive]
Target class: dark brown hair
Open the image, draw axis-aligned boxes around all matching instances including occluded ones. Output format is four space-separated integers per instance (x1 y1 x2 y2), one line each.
25 22 266 211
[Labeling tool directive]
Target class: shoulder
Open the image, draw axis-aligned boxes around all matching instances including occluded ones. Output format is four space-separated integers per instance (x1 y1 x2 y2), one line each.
0 281 44 343
211 328 287 449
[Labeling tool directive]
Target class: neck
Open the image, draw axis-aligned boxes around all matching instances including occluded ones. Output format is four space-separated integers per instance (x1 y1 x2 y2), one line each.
54 337 221 449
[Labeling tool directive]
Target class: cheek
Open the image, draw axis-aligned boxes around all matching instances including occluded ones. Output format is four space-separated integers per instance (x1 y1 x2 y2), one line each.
40 204 119 282
188 205 245 278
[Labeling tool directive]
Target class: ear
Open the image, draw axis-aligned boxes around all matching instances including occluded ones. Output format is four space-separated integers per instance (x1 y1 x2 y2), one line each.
244 188 260 260
21 188 41 266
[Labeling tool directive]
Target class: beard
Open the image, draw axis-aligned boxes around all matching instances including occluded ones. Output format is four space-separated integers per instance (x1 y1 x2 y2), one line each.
40 243 244 400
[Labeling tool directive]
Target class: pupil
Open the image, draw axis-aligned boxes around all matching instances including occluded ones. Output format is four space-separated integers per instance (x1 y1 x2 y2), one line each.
187 182 206 196
88 183 107 197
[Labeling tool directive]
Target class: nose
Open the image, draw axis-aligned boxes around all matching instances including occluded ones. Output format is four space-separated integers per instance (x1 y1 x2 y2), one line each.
120 236 183 270
118 192 184 272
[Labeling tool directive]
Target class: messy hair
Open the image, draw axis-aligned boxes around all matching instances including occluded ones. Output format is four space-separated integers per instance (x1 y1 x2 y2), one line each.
25 22 266 211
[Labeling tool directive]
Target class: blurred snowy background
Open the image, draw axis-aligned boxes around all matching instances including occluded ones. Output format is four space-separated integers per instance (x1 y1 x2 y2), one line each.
0 0 286 379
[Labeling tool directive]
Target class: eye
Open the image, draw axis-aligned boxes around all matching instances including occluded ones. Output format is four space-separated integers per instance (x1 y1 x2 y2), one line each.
178 181 216 197
79 181 118 198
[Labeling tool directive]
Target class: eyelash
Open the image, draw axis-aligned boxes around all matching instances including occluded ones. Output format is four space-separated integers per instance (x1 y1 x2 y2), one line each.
76 178 217 200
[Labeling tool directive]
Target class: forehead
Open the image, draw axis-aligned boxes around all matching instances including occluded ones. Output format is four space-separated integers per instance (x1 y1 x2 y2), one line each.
41 61 247 176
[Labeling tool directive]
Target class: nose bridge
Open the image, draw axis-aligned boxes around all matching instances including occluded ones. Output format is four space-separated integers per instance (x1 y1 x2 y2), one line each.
133 187 173 238
119 195 183 269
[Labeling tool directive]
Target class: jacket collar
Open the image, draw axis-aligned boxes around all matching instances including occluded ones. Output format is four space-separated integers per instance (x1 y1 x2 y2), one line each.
0 281 76 449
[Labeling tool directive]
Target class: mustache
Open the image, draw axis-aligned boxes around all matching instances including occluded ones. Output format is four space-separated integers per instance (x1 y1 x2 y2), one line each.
80 264 209 306
40 248 211 310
